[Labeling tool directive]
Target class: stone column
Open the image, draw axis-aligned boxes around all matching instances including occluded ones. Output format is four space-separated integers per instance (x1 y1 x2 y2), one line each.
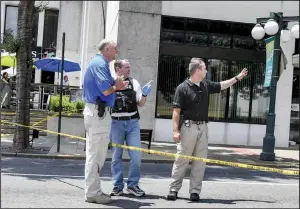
55 1 83 86
116 1 162 132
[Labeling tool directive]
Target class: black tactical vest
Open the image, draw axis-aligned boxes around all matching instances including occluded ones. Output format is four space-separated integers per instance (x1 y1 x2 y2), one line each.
111 77 138 113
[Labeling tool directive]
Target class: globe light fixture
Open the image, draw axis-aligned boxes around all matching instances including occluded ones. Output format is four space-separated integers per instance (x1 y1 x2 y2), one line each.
291 23 299 39
280 29 291 42
264 19 279 35
251 24 265 40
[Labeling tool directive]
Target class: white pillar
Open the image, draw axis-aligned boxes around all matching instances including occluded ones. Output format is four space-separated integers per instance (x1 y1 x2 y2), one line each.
36 10 45 49
55 1 83 86
79 1 106 88
79 1 89 88
274 21 298 147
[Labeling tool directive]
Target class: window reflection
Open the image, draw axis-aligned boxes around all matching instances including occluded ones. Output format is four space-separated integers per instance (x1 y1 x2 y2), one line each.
255 39 266 51
207 59 229 121
43 9 59 52
228 61 252 122
185 32 208 46
156 56 191 118
4 6 18 38
209 35 231 48
161 30 185 44
251 63 270 124
232 36 254 50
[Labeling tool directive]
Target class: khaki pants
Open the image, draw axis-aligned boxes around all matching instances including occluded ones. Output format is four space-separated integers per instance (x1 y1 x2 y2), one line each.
83 103 111 198
170 122 208 194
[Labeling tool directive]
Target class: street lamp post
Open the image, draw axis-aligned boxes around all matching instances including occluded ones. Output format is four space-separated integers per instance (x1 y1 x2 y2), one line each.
251 12 299 161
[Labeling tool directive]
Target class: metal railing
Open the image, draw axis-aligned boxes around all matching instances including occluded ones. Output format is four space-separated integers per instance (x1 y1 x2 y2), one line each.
0 81 80 110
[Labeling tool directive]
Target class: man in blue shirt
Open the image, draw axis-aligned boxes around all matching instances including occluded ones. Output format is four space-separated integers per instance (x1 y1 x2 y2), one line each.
82 39 126 204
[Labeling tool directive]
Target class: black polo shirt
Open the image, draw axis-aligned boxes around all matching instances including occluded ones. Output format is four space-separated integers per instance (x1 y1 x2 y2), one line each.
172 79 221 122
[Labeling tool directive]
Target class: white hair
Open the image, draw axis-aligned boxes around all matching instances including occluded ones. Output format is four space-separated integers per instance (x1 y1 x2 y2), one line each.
97 39 116 52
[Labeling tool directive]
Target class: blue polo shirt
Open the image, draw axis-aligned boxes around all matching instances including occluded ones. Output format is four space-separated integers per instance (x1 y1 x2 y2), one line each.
82 54 115 107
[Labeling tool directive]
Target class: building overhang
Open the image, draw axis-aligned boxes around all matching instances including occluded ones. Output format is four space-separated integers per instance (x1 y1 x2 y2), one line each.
293 54 299 68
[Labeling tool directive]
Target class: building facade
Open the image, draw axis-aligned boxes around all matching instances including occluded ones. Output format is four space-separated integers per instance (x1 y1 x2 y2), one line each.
1 1 299 147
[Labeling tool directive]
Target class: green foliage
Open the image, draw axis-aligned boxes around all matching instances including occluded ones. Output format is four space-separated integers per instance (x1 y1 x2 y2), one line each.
0 29 20 53
34 1 49 13
75 100 85 113
50 95 85 114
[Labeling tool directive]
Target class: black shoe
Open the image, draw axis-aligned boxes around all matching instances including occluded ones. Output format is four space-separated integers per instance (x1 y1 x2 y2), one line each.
166 191 178 200
110 186 123 196
127 186 145 197
190 193 200 202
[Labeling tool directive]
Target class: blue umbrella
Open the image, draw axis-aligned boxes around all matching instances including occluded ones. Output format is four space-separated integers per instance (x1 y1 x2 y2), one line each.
33 57 81 72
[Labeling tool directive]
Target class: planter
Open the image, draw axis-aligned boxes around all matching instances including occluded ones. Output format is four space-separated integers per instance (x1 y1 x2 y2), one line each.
47 115 85 138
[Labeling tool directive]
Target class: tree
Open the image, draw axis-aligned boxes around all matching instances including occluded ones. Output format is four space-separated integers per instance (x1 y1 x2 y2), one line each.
1 1 48 152
13 1 36 151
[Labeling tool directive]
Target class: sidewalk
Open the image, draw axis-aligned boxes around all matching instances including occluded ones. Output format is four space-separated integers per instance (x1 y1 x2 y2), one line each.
1 135 299 169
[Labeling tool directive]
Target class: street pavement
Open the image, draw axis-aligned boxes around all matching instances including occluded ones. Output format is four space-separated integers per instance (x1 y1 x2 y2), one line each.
1 157 299 208
1 135 299 169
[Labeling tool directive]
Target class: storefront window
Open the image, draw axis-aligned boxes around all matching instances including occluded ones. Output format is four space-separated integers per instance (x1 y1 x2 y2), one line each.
43 9 59 53
156 55 191 118
250 63 270 124
209 34 231 48
207 59 229 121
157 16 267 124
228 61 252 123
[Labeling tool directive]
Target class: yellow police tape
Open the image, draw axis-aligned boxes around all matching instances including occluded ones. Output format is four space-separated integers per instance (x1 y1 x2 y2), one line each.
1 120 299 176
1 134 14 137
1 109 83 116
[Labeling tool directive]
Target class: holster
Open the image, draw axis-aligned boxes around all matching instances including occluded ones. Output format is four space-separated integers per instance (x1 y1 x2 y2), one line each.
96 97 106 118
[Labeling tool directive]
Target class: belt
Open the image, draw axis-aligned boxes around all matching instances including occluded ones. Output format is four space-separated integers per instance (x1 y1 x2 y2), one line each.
184 120 205 125
111 113 139 120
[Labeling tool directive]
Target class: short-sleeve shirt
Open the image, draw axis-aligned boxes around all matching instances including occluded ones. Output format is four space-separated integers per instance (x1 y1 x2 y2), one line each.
82 54 115 107
172 79 221 122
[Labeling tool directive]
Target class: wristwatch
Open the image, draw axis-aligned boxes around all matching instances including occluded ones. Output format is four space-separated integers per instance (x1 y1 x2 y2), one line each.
235 76 240 81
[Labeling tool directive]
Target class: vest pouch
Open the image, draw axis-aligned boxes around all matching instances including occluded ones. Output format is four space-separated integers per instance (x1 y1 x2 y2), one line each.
114 97 123 111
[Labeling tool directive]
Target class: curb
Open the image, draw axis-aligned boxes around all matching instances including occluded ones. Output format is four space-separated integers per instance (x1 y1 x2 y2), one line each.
1 152 299 170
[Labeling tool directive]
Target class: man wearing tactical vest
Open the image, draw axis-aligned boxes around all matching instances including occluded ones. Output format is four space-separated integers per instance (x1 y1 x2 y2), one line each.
109 59 152 197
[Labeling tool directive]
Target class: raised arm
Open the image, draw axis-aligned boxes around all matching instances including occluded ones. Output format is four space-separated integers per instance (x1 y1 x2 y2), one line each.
92 67 125 96
220 68 248 90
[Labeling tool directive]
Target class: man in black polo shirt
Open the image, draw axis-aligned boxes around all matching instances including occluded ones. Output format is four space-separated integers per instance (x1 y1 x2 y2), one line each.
167 58 248 202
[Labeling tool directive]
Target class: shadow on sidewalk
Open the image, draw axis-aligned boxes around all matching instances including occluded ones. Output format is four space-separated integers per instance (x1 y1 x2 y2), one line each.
2 156 299 184
86 197 154 209
178 197 275 204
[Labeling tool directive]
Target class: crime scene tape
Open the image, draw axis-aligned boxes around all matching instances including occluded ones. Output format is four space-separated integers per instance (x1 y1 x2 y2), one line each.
32 112 59 127
1 120 299 176
2 109 84 116
1 134 13 137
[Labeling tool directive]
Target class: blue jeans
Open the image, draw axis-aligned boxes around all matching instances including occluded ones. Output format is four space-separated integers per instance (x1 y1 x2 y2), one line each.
110 118 141 189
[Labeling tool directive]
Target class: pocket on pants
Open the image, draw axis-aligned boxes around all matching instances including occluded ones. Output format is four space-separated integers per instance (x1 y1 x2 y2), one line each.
180 124 189 135
91 127 109 141
205 124 209 139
